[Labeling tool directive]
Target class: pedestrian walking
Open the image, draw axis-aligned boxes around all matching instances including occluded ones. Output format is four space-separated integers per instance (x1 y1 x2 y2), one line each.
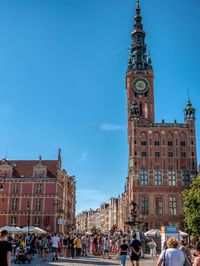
179 240 192 266
157 237 185 266
42 235 48 262
193 242 200 266
81 234 87 256
147 238 157 261
119 238 129 266
102 237 111 259
51 233 59 261
70 234 75 258
0 230 12 266
130 233 142 266
74 235 82 256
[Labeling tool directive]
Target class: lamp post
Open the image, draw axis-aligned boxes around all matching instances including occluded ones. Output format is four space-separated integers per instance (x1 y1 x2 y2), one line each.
27 201 30 235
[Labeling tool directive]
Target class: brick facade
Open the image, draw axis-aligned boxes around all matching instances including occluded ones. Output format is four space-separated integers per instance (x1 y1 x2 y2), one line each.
125 1 197 231
0 151 76 233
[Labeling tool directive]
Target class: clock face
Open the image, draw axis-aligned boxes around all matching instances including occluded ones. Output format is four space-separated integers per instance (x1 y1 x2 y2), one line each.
132 78 149 94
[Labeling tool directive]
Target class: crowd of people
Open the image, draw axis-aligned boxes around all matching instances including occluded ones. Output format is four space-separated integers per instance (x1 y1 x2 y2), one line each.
0 229 200 266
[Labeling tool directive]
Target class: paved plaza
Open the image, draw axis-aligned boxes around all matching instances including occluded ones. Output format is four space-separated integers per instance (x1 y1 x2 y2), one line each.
11 253 158 266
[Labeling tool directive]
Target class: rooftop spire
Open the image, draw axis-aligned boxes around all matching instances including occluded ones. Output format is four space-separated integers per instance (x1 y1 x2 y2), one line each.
184 92 195 121
128 0 152 70
136 0 140 16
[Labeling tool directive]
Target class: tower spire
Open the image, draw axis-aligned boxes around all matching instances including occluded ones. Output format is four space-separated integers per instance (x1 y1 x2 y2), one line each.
128 0 152 70
136 0 140 16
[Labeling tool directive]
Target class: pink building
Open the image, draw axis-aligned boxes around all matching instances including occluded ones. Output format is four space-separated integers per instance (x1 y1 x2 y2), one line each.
0 150 76 233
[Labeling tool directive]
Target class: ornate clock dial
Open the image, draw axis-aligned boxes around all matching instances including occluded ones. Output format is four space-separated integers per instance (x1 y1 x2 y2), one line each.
132 78 149 94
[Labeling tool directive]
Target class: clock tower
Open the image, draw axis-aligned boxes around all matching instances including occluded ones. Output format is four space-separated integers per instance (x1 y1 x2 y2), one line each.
125 0 197 231
126 0 154 123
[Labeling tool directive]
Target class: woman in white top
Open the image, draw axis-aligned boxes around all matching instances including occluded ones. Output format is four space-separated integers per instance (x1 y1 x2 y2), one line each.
157 237 185 266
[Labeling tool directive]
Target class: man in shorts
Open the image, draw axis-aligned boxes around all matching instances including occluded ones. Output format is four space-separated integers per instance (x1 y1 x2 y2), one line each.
130 233 142 266
51 233 59 262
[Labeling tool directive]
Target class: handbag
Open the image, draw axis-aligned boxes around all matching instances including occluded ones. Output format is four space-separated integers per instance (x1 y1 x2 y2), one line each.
162 248 167 266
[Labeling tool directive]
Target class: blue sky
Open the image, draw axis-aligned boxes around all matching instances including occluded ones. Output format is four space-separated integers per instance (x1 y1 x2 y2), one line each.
0 0 200 213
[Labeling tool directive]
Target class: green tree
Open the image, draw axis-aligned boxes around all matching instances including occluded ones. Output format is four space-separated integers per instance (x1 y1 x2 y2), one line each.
183 174 200 237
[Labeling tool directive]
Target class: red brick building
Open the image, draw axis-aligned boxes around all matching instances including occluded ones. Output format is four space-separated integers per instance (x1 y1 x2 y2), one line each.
0 150 76 233
125 1 197 230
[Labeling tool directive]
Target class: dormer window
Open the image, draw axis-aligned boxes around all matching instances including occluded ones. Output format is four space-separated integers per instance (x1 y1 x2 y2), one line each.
3 171 7 178
38 170 42 178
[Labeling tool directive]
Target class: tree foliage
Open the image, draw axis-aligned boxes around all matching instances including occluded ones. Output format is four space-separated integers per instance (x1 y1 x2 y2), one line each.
183 174 200 237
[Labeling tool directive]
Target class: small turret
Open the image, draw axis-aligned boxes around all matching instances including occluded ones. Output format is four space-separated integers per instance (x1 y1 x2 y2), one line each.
184 98 195 121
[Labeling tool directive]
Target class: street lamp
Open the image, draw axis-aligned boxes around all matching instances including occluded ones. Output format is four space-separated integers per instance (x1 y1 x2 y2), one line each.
27 201 30 235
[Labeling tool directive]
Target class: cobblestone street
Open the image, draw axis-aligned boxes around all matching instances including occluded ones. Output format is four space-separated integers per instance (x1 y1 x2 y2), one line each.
11 253 157 266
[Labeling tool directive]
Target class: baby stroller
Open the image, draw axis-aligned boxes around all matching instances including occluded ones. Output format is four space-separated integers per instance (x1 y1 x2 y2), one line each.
15 248 31 264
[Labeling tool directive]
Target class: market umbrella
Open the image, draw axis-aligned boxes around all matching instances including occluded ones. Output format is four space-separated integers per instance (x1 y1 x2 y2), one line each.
178 230 188 237
0 226 21 233
144 229 161 237
20 226 46 234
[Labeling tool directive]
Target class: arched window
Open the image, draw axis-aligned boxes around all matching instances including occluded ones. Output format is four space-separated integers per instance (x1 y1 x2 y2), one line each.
144 102 148 118
140 103 143 117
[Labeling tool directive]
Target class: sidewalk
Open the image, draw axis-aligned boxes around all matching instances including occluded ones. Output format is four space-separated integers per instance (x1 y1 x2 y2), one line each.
11 252 158 265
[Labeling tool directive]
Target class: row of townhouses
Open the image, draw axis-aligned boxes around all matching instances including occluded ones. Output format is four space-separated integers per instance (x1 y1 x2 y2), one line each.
76 195 127 235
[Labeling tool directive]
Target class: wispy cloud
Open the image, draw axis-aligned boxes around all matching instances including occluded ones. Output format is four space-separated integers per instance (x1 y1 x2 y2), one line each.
100 123 125 131
0 104 13 115
76 189 109 213
78 151 87 162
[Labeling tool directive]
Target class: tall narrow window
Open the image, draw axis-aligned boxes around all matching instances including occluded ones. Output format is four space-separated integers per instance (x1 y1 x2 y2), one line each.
182 170 190 187
141 197 149 215
168 141 173 146
155 197 163 215
181 141 186 146
12 198 18 210
169 197 177 215
38 170 42 178
144 102 148 118
35 199 41 210
36 184 41 193
140 103 143 117
140 170 148 186
154 170 162 186
168 170 176 186
34 217 40 227
11 217 16 227
13 184 18 193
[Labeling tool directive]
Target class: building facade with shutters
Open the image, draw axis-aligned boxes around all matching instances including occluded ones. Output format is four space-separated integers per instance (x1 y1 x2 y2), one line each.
125 1 197 230
0 150 76 233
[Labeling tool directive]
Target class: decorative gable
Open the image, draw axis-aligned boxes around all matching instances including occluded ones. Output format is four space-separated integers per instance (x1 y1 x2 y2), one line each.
0 160 13 178
33 156 47 178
